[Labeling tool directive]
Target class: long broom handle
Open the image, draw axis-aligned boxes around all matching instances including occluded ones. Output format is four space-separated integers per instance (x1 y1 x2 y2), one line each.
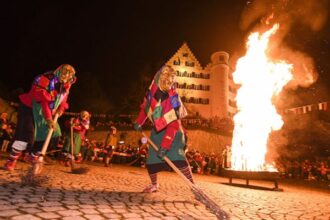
70 124 74 158
40 113 59 156
141 132 196 190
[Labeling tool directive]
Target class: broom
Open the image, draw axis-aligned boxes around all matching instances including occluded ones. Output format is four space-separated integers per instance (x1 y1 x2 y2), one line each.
69 125 76 169
68 121 89 174
32 113 60 175
21 113 60 185
141 132 229 220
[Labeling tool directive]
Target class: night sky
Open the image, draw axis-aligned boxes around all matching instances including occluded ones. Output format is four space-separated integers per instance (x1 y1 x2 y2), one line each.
1 0 329 113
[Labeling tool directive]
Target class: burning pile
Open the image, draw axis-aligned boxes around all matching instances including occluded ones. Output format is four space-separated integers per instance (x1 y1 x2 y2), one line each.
231 24 293 172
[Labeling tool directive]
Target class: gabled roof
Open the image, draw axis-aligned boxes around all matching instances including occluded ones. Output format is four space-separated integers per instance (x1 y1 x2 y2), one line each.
166 42 203 70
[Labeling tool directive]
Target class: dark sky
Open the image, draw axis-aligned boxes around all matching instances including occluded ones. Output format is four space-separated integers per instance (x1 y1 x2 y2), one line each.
1 0 329 113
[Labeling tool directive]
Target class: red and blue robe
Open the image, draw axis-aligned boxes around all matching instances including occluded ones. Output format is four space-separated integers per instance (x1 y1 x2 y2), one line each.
19 69 75 142
135 68 188 171
63 117 90 156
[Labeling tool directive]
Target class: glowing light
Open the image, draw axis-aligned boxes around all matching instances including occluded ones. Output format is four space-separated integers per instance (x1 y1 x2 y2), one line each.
231 24 293 171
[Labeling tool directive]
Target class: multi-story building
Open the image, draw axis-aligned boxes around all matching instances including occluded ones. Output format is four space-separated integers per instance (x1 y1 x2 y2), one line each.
166 42 237 120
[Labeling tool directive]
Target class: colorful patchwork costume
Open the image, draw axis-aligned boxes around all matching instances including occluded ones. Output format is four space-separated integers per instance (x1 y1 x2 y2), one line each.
4 64 76 171
134 65 194 192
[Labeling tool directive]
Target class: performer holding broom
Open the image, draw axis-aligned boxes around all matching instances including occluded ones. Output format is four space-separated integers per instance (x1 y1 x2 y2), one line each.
133 65 194 193
3 64 76 171
62 110 90 165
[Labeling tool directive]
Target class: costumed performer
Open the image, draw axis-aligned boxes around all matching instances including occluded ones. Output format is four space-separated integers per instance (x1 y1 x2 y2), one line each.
134 65 194 193
62 110 90 164
4 64 76 171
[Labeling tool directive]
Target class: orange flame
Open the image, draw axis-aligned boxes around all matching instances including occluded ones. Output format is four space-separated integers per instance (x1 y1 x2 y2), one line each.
231 24 293 171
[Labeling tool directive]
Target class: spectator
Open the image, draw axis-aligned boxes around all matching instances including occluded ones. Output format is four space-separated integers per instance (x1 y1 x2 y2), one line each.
0 112 9 151
1 121 14 152
222 145 232 169
194 151 204 174
207 153 217 175
103 126 117 167
318 162 328 181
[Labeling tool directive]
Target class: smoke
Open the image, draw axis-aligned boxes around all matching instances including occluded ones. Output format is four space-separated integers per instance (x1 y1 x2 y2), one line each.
274 46 318 89
240 0 328 32
240 0 329 89
236 1 329 163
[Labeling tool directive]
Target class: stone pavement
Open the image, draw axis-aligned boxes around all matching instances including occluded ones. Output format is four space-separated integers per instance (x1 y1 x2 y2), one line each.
0 159 329 220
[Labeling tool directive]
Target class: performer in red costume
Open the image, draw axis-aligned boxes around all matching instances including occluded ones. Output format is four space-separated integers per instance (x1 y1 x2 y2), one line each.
3 64 76 171
62 110 90 164
134 65 194 193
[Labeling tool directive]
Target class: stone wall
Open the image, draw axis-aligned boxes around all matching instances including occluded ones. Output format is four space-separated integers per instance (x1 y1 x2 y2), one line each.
87 129 232 155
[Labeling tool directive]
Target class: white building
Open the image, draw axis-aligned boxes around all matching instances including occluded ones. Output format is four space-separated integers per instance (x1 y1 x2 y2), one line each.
166 42 237 120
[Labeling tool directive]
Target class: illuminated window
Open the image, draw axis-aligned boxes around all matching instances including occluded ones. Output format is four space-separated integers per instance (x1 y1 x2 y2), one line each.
181 97 209 105
185 61 195 67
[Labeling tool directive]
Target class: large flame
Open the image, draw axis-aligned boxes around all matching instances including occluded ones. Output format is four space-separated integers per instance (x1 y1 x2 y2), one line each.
231 24 293 171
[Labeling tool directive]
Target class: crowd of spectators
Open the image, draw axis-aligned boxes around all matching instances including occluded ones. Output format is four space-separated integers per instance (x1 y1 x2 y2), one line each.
46 134 228 174
94 121 133 130
82 139 149 168
89 115 233 133
276 158 330 182
58 138 330 183
45 136 149 168
78 116 330 183
1 110 329 184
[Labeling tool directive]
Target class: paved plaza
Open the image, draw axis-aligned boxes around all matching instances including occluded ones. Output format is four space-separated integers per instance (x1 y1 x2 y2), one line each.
0 159 329 220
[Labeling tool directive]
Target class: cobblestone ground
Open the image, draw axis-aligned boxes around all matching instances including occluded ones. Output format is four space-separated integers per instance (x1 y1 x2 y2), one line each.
0 159 329 220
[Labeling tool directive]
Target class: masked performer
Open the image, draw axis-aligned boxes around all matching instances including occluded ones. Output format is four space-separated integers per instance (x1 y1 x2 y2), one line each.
4 64 76 171
134 65 194 193
62 110 90 164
